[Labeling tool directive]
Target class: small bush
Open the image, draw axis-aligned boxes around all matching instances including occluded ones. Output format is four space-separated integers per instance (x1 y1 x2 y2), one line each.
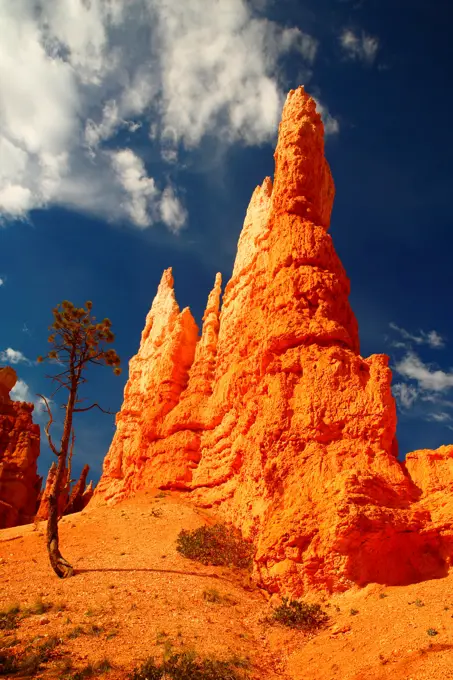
202 589 237 605
66 658 113 680
272 597 328 630
176 524 253 570
0 604 20 630
350 608 359 616
129 651 249 680
203 588 222 604
415 599 424 608
427 628 438 637
87 624 104 636
0 635 62 677
68 625 85 639
24 598 53 616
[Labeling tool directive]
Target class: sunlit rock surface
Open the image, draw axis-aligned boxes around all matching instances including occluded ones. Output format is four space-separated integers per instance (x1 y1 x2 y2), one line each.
95 87 453 594
0 367 41 528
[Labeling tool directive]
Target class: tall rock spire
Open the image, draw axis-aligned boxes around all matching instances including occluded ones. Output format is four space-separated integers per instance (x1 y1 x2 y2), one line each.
95 86 453 597
96 269 198 501
185 272 222 397
272 88 334 228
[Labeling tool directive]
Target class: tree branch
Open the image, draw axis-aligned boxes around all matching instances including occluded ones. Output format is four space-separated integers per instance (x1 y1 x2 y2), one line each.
37 394 60 457
73 402 114 414
66 429 75 497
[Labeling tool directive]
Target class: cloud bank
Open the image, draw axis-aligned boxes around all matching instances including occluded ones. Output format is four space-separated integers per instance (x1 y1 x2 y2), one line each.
0 0 326 231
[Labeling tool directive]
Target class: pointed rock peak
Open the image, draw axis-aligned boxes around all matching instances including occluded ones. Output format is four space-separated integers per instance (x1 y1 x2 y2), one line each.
152 267 179 313
273 85 334 229
247 177 273 213
0 366 17 400
281 86 319 126
203 273 222 321
140 267 180 349
261 176 273 198
158 267 174 293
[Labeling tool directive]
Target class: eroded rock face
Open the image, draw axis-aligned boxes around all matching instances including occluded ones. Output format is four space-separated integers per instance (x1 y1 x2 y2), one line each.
0 367 41 529
65 464 91 515
95 87 453 594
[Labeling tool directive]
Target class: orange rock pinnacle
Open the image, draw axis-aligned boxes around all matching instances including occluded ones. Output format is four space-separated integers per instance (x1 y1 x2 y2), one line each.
0 367 41 528
95 87 453 594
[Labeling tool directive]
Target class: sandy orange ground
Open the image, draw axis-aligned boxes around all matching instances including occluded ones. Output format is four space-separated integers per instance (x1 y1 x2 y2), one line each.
1 491 453 679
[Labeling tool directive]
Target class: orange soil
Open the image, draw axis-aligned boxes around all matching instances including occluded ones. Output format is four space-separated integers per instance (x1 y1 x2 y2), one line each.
1 491 453 679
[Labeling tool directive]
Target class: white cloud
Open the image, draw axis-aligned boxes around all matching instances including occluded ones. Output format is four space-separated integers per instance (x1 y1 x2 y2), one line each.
392 382 419 409
0 348 30 365
339 28 379 64
160 186 187 233
10 378 49 419
389 323 445 350
10 378 31 402
0 277 4 286
395 352 453 393
314 99 340 136
110 148 158 228
0 0 324 229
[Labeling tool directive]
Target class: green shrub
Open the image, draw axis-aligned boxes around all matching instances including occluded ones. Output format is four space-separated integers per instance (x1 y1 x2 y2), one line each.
0 635 62 676
272 597 328 630
176 524 253 570
427 628 438 637
65 658 113 680
202 589 237 605
129 651 249 680
0 604 20 631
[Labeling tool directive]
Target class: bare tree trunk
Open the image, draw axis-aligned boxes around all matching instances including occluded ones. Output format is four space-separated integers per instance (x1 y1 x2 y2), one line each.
46 452 74 578
46 371 77 578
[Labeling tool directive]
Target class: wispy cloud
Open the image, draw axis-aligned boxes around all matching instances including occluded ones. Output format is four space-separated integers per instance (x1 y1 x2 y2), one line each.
395 352 453 393
390 323 453 425
0 277 4 286
0 0 323 230
392 382 419 409
314 99 340 136
339 28 379 64
0 347 31 365
427 412 452 423
389 323 445 349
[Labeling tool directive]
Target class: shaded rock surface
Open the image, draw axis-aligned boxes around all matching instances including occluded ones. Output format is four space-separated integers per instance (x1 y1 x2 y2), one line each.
95 87 453 595
0 367 41 529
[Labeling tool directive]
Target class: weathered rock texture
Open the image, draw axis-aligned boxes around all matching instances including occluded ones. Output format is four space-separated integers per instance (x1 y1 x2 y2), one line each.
65 464 91 515
36 463 93 520
95 87 453 595
0 367 41 529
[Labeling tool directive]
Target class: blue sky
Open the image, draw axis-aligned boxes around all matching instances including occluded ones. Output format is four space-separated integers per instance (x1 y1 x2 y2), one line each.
1 0 453 486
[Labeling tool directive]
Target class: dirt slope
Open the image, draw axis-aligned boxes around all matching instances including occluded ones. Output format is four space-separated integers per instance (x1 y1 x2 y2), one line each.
1 491 453 679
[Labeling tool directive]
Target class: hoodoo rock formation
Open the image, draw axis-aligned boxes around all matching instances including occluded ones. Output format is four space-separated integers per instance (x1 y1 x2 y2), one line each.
95 87 453 595
36 463 93 520
0 367 41 529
